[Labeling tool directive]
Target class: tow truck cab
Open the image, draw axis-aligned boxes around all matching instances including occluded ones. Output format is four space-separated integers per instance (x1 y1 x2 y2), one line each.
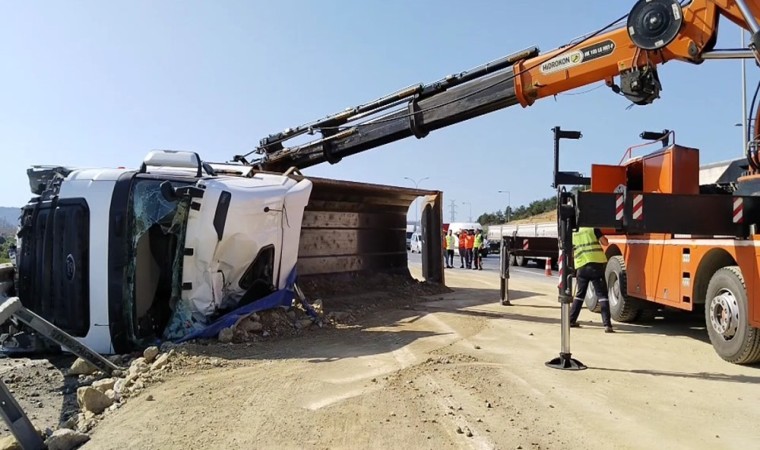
14 151 312 354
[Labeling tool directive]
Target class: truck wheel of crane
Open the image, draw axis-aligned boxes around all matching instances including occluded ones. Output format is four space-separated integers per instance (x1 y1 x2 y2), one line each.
705 266 760 364
515 256 527 267
606 255 640 323
509 254 517 266
584 284 601 313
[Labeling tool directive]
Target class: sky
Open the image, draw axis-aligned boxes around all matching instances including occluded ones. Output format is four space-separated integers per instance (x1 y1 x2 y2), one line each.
0 1 756 223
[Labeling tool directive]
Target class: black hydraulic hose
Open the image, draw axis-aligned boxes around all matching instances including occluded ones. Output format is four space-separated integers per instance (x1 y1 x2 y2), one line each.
747 80 760 171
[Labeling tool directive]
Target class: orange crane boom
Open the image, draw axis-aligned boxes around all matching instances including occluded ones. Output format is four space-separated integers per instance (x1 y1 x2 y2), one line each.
515 0 760 106
238 1 760 172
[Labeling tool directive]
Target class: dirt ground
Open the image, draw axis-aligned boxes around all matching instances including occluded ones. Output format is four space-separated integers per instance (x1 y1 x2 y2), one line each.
3 266 760 449
57 267 760 450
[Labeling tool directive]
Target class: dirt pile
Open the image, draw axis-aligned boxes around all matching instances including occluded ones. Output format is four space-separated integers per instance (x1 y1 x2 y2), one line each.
210 272 450 345
299 271 449 299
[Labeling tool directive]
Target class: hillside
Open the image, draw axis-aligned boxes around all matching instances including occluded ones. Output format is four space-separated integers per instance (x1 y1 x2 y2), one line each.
508 210 556 225
0 207 21 235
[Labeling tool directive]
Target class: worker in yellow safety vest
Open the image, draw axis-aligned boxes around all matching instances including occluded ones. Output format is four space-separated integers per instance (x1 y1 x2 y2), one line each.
445 230 456 269
472 230 483 270
568 227 614 333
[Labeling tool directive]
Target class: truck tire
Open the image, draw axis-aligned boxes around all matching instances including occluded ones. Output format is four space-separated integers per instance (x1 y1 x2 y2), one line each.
510 254 517 266
704 266 760 364
584 284 601 313
515 255 527 267
605 255 641 323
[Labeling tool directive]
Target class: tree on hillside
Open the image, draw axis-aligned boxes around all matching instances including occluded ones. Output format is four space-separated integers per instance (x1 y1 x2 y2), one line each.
476 209 505 226
0 234 15 264
477 186 592 225
478 195 557 224
0 218 16 237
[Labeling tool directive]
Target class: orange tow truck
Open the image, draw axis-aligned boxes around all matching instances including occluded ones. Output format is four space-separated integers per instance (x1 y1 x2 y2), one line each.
574 129 760 364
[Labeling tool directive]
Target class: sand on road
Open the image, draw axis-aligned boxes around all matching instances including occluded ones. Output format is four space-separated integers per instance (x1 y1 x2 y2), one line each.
83 267 760 449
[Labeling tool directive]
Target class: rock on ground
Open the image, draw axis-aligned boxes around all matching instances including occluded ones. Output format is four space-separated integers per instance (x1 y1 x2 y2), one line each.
143 346 160 363
0 435 20 450
218 327 234 343
128 357 149 377
77 386 113 414
45 428 90 450
91 378 116 393
68 358 97 376
151 353 170 371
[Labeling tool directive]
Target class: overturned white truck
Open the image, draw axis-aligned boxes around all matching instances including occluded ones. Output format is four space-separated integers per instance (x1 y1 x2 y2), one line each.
15 151 311 354
8 151 444 354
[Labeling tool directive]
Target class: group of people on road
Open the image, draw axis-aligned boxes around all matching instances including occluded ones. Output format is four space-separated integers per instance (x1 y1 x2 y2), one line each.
443 229 483 270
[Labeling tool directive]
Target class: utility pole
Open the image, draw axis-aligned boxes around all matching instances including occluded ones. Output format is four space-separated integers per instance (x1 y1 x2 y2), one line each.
448 199 457 222
404 176 429 230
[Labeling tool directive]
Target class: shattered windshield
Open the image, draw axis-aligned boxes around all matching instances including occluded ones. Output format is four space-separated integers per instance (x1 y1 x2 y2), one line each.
131 181 180 230
124 178 192 346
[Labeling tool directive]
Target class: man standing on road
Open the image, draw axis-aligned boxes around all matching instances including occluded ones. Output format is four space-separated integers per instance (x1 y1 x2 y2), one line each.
464 230 475 269
445 230 456 269
568 227 614 333
472 230 483 270
458 230 467 268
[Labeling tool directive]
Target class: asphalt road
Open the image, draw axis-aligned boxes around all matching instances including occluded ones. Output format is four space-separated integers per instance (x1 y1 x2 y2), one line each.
407 250 555 287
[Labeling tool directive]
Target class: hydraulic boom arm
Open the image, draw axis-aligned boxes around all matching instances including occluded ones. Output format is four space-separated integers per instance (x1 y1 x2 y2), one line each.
241 0 760 172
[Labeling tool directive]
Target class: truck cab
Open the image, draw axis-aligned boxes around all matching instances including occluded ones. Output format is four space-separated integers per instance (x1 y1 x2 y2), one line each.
12 150 312 354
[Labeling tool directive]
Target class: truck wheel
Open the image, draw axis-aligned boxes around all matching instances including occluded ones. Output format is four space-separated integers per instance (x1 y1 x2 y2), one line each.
516 256 527 267
606 255 641 323
584 284 601 313
705 266 760 364
509 254 517 266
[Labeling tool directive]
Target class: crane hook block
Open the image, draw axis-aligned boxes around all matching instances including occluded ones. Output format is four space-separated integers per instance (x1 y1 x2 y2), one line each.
627 0 684 51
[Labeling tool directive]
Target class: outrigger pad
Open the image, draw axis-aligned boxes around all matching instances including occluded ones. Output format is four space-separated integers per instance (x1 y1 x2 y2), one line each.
545 352 587 371
0 298 21 325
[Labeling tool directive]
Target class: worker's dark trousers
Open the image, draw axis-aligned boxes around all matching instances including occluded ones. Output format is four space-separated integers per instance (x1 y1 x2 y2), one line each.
569 263 612 327
466 248 473 268
446 250 455 267
459 248 466 267
472 248 481 269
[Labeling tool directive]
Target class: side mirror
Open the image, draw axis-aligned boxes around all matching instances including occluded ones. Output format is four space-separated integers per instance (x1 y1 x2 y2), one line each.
160 180 205 202
160 181 179 202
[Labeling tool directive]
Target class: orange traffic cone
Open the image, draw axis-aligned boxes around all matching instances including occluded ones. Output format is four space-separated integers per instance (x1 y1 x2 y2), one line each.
545 258 553 277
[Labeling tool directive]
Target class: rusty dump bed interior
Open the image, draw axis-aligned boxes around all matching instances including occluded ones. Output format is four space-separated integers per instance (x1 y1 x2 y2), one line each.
294 176 444 284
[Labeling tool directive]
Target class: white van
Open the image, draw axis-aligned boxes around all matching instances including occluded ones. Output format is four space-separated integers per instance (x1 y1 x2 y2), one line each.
409 232 423 253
